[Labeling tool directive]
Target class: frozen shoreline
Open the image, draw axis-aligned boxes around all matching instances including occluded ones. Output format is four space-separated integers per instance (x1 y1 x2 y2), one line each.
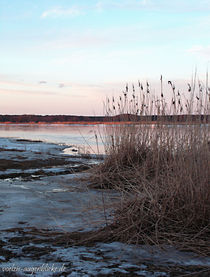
0 138 209 276
0 123 106 155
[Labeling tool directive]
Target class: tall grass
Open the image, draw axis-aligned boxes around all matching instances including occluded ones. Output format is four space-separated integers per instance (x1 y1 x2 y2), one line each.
90 75 210 255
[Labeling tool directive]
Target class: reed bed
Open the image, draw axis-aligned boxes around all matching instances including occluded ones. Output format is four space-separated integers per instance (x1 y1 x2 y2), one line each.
89 75 210 255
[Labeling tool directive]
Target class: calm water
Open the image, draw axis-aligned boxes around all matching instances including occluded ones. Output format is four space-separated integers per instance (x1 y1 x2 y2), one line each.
0 123 208 155
0 124 106 154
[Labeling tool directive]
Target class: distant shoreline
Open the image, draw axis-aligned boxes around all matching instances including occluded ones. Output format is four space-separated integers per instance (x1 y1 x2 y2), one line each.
0 121 208 125
0 114 209 124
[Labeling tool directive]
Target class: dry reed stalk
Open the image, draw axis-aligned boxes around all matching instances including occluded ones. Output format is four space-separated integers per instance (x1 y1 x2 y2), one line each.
89 75 210 255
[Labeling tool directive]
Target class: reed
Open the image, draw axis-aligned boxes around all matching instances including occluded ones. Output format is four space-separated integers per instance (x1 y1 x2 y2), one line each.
90 75 210 255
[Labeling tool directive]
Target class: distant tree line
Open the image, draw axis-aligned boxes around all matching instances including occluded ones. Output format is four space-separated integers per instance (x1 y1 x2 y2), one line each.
0 114 208 123
0 115 105 123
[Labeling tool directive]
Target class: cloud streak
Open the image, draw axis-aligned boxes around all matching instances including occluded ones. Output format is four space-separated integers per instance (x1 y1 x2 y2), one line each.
0 80 59 96
0 88 57 96
41 7 83 19
95 0 210 12
95 0 152 10
188 45 210 57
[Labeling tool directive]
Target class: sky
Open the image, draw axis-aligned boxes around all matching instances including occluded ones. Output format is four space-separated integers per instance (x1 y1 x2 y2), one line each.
0 0 210 115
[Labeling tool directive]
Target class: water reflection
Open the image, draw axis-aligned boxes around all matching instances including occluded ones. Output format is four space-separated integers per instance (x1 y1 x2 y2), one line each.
0 123 208 155
0 124 106 154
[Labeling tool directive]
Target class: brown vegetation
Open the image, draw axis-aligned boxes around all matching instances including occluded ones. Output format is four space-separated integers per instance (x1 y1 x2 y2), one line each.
89 76 210 255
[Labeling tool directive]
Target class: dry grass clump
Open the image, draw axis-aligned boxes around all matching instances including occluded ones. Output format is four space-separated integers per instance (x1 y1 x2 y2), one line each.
90 75 210 255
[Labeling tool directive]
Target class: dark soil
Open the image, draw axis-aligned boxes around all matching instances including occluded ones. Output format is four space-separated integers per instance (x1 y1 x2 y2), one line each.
0 158 74 171
0 157 91 180
0 227 209 277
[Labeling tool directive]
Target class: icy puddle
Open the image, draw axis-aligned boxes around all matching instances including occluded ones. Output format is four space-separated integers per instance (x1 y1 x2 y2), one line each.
0 173 117 231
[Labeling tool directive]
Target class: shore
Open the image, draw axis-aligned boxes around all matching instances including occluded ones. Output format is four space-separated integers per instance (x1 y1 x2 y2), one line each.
0 138 209 276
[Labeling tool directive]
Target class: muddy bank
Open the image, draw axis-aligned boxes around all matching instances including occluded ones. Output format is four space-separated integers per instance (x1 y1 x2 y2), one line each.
0 138 97 180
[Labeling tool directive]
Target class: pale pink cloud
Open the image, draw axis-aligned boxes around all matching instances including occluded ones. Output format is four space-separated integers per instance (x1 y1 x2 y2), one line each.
0 78 106 115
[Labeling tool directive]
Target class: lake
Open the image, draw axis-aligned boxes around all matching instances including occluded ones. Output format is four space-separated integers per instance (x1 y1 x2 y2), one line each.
0 123 208 156
0 123 106 155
